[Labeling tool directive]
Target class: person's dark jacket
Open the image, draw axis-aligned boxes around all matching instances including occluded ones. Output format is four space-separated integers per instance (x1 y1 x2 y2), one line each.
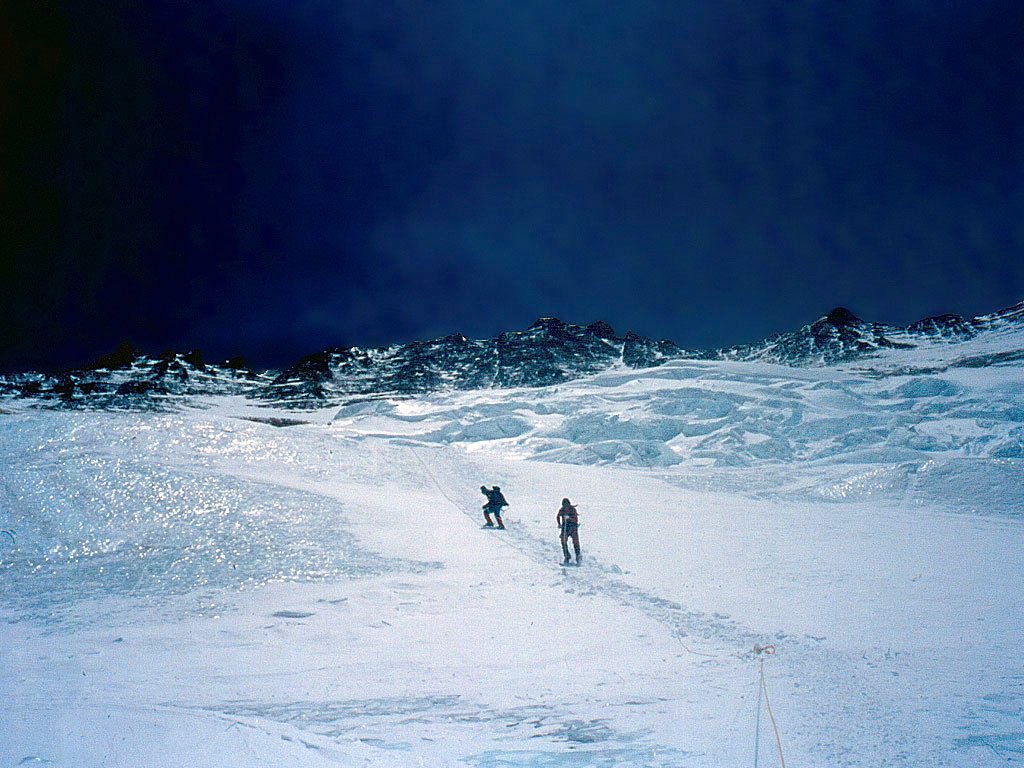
481 487 508 509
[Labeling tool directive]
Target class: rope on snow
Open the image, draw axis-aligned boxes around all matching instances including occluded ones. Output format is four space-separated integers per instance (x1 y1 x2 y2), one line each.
752 644 787 768
407 446 489 530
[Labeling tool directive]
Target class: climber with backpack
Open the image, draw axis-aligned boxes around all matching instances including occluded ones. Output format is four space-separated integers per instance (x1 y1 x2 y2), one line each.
480 485 508 529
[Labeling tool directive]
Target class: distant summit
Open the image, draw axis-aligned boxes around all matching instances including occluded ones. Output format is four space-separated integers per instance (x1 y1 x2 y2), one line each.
263 317 684 407
715 306 911 365
2 301 1023 410
822 307 860 326
712 300 1024 367
0 346 261 408
88 340 140 371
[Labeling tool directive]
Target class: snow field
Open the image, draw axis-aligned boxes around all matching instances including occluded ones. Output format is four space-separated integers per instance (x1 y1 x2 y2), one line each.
2 336 1023 766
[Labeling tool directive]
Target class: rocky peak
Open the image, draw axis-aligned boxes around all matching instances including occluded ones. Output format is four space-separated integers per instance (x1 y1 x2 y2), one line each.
820 307 861 327
89 341 139 371
222 356 252 372
906 314 976 339
274 349 340 384
527 317 567 333
585 321 617 339
182 349 206 370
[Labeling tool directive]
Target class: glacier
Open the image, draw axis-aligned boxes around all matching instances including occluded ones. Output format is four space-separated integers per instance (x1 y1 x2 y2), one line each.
1 306 1023 767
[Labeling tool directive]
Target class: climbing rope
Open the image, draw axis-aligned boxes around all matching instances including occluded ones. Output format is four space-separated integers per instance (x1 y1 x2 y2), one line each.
406 446 478 523
753 644 787 768
754 657 763 768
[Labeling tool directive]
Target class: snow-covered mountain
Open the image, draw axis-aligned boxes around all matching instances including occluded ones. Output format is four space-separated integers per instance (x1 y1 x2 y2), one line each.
261 318 685 408
2 300 1023 767
4 300 1024 410
0 343 268 408
0 320 685 409
715 300 1024 367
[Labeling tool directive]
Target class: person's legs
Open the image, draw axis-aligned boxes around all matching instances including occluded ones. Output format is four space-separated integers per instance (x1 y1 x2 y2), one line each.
560 533 571 562
483 510 494 526
571 529 581 562
495 512 505 529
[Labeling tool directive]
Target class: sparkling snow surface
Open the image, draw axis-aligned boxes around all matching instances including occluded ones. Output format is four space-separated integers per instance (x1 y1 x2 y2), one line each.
2 329 1023 766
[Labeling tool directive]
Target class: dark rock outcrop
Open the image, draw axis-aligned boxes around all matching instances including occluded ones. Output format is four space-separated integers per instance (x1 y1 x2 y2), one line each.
89 341 139 371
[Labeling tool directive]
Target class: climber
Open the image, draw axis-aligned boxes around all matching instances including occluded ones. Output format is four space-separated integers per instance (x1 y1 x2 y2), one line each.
480 485 508 529
556 497 580 565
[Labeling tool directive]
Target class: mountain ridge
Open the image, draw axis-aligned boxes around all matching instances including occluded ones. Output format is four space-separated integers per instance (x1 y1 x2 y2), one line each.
3 299 1022 409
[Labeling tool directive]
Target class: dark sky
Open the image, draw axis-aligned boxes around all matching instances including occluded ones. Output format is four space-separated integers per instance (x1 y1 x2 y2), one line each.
3 1 1023 372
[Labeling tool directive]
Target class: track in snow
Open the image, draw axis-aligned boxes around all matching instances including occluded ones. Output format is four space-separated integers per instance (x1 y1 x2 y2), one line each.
406 443 1011 767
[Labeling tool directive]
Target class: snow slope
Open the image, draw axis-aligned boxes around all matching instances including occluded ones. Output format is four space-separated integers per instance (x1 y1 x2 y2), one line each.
1 321 1023 767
